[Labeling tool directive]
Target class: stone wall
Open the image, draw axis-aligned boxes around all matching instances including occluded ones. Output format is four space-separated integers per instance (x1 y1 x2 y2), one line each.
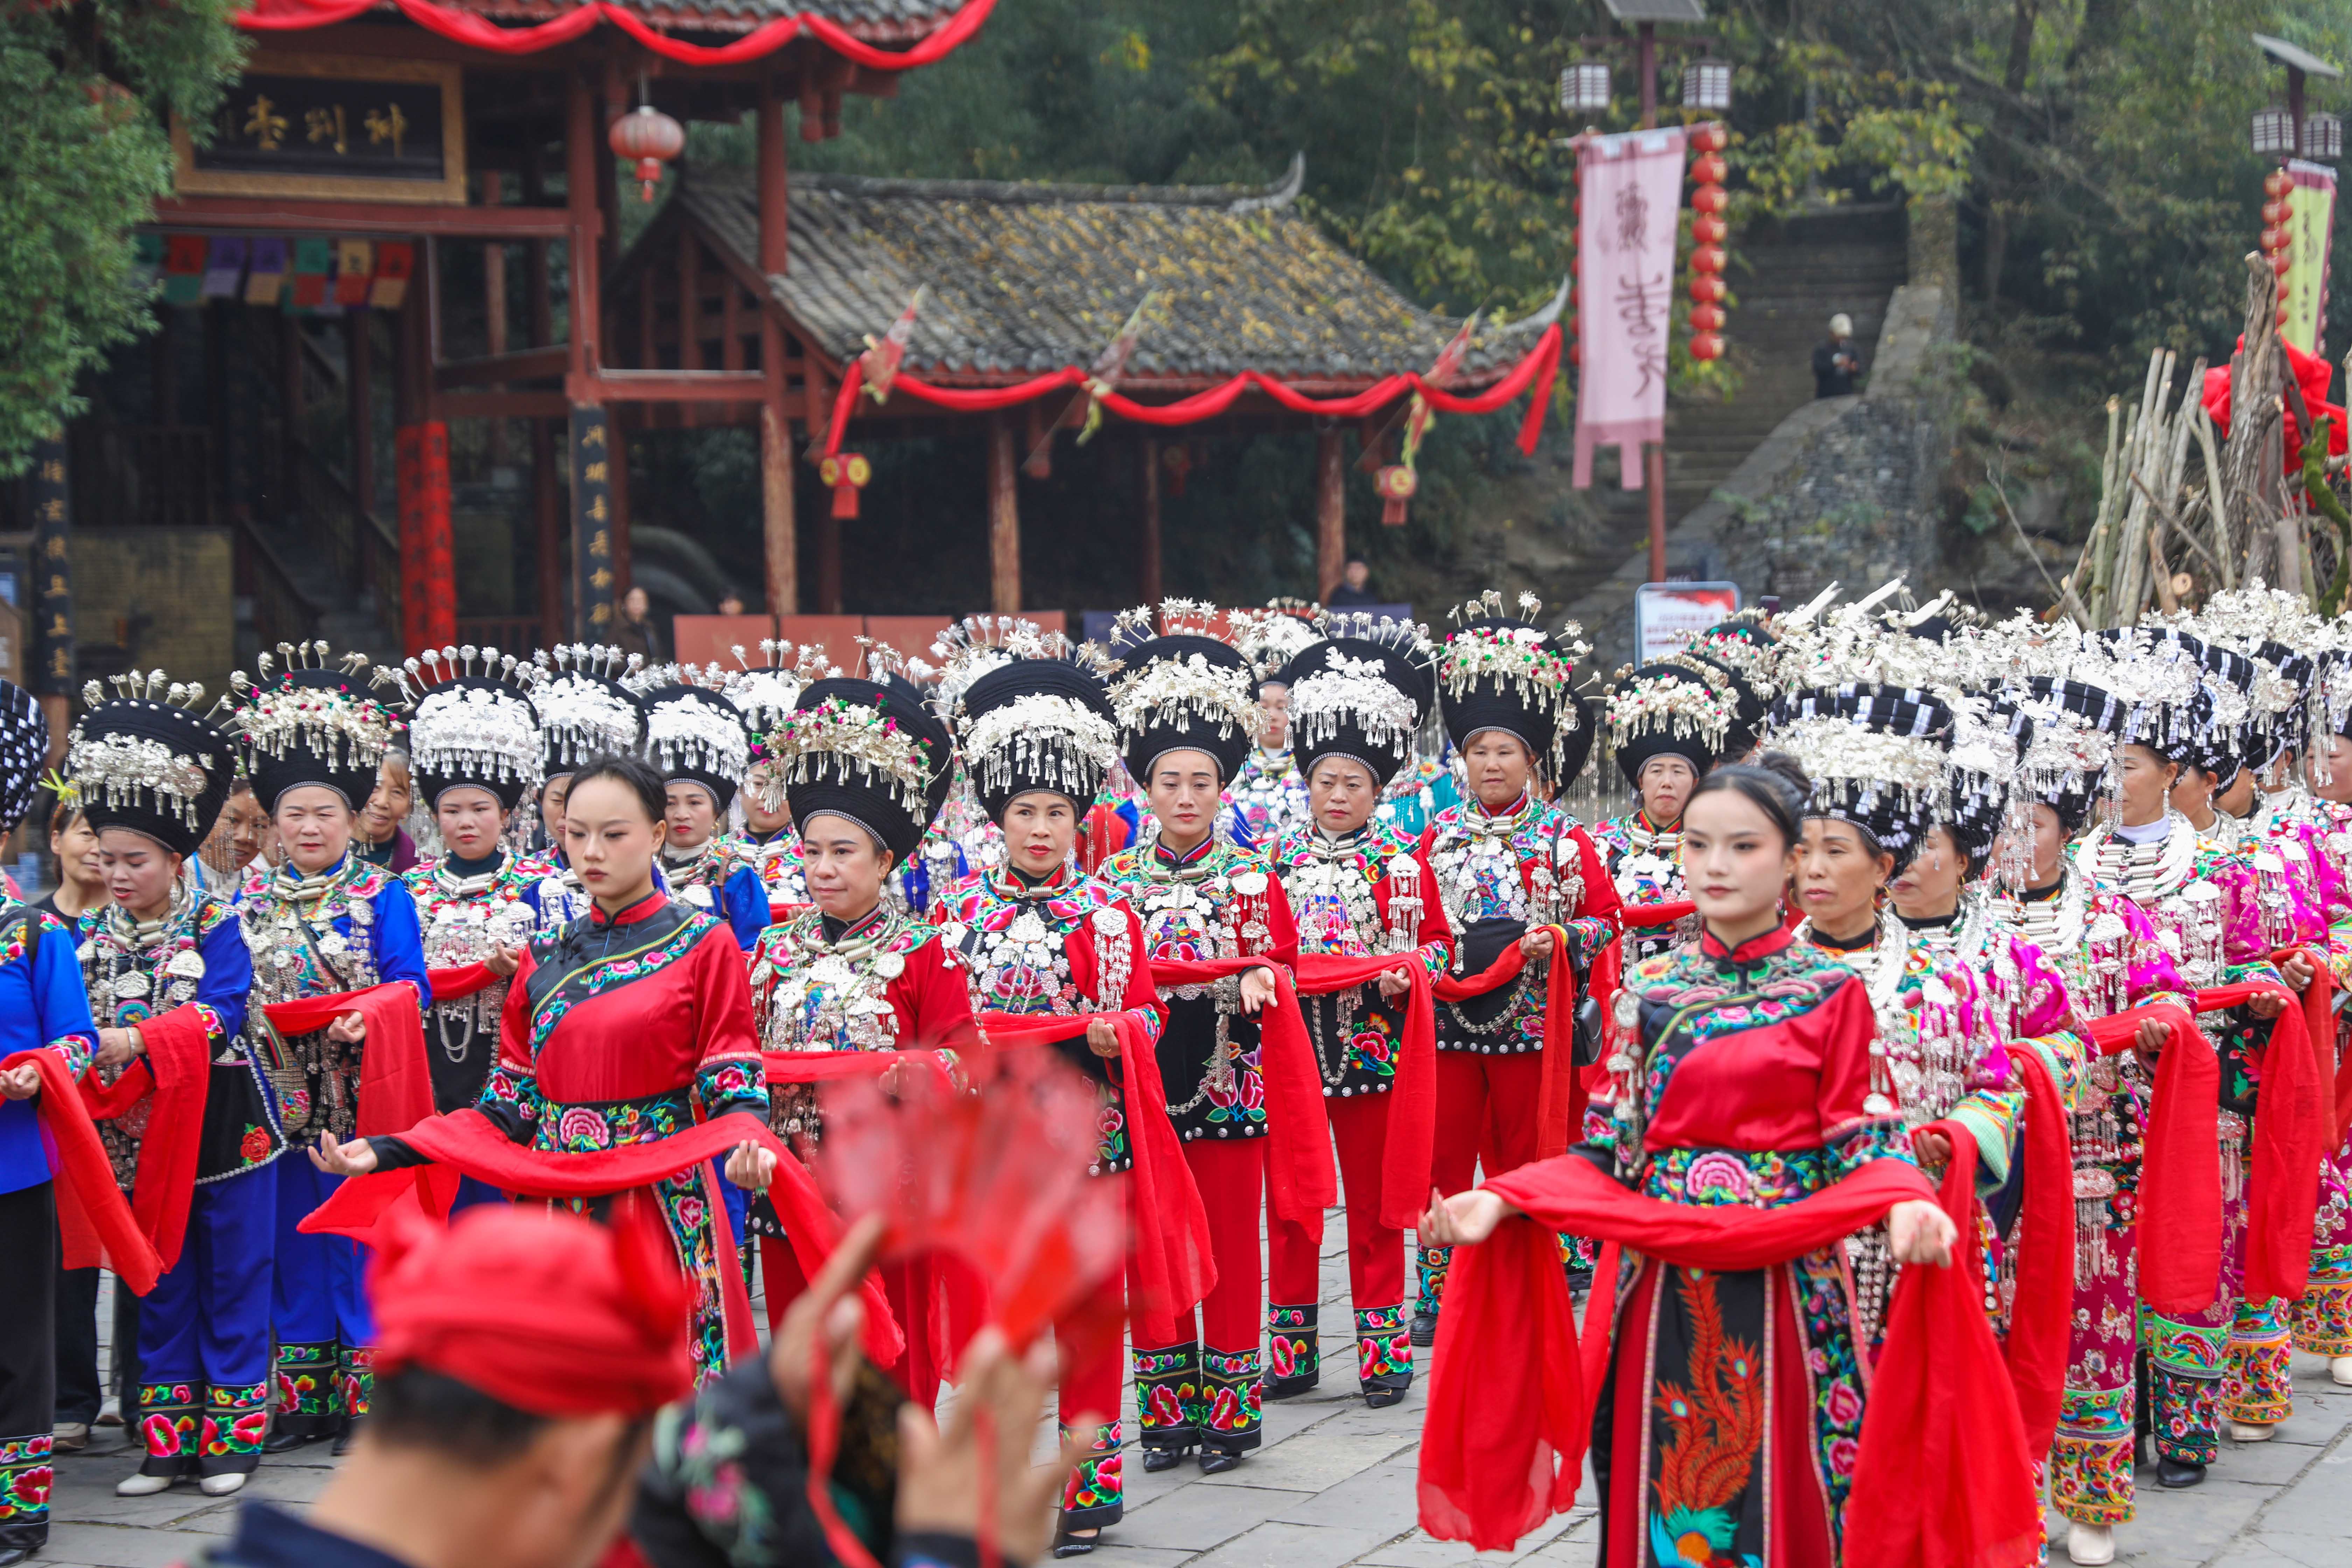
73 527 236 695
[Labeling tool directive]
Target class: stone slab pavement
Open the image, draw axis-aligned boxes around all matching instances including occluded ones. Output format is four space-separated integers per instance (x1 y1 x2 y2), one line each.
43 1222 2352 1568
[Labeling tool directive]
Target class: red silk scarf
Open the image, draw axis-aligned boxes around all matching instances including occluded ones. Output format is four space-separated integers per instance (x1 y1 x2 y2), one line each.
1416 1154 2039 1568
2194 968 2325 1305
261 980 433 1138
75 1004 214 1272
2082 1002 2220 1315
1430 925 1609 1161
1292 952 1438 1229
1148 956 1335 1223
4 1049 161 1295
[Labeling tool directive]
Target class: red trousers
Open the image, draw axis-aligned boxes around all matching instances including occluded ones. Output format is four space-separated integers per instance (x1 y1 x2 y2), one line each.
761 1240 953 1408
1269 1090 1404 1314
1431 1050 1545 1195
1138 1138 1264 1354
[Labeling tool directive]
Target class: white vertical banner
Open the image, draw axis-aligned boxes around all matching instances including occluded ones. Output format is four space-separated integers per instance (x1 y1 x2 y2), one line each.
2285 159 2337 357
1574 126 1689 490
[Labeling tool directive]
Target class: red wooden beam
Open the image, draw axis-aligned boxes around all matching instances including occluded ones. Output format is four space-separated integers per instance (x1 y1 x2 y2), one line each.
592 370 767 402
434 345 572 390
442 390 573 419
152 195 576 239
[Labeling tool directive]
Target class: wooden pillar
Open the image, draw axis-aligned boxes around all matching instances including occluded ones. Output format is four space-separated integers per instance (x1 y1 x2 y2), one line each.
533 415 563 646
814 500 842 613
564 69 603 391
757 74 797 616
483 169 509 465
1138 436 1162 605
988 410 1020 613
566 66 611 640
1314 427 1345 603
345 310 375 513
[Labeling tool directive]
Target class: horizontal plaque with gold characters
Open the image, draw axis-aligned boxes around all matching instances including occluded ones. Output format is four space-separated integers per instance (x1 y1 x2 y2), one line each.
173 51 465 205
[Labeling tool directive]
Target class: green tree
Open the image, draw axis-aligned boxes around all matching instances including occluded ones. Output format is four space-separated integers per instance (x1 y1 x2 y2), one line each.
0 0 246 475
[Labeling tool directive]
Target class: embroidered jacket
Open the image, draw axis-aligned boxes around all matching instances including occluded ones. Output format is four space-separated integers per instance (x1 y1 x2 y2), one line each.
403 851 550 1113
1418 791 1620 1055
0 902 103 1197
234 856 430 1145
741 830 809 911
1267 820 1453 1097
750 905 974 1059
77 891 273 1191
1223 748 1310 850
2236 790 2352 983
1100 836 1300 1143
661 836 772 952
935 862 1163 1174
1591 810 1693 963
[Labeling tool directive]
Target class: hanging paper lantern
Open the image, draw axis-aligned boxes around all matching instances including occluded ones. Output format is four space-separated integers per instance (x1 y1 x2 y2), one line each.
1689 122 1729 156
1690 303 1726 333
1690 153 1728 187
1376 464 1418 527
1689 334 1725 362
610 104 686 203
2263 225 2289 252
1689 274 1728 305
2266 167 2296 199
2263 197 2295 225
819 452 871 519
1690 244 1727 275
1692 214 1728 245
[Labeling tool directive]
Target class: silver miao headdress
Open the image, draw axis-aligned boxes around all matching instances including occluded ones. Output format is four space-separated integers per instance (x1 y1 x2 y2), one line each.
943 624 1123 807
723 640 835 736
1105 602 1259 742
533 644 645 767
1287 614 1431 754
1232 601 1323 682
379 645 544 794
628 662 753 783
69 671 229 835
229 640 402 771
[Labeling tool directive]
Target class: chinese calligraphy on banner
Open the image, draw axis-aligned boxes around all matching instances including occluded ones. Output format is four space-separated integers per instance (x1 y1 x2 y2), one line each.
1573 126 1689 491
28 437 74 696
571 408 618 639
2284 160 2337 356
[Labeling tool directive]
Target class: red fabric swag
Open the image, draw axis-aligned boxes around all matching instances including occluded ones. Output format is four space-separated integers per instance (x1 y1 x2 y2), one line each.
1617 898 1696 928
1418 1153 2037 1567
4 1048 162 1295
1150 956 1336 1223
1430 925 1598 1160
262 981 433 1138
2001 1049 2075 1458
2195 973 2324 1304
1293 952 1438 1228
976 1010 1213 1348
427 963 498 1003
299 1106 904 1367
2084 1002 2222 1315
76 1005 213 1272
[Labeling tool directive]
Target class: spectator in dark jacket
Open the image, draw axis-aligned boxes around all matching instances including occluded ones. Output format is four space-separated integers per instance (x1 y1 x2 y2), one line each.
1813 314 1861 398
615 585 667 666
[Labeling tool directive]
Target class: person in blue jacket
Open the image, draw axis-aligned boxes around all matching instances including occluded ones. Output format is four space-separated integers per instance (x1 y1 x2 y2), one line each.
66 679 274 1500
631 671 769 952
227 649 429 1460
0 681 102 1568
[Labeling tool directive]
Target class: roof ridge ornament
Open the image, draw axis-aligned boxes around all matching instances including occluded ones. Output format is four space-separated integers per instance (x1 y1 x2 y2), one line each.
1227 152 1306 214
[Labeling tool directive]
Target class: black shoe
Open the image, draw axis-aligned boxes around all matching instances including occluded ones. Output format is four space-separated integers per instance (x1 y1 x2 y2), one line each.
1141 1446 1191 1473
1198 1449 1243 1475
331 1417 363 1457
1564 1268 1594 1296
1363 1384 1409 1410
2156 1457 2206 1489
262 1425 315 1454
1409 1313 1437 1348
1051 1529 1098 1559
0 1523 44 1568
0 1545 33 1567
1263 1368 1319 1400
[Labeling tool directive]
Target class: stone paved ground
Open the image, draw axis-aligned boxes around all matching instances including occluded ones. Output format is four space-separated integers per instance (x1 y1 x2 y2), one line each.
43 1224 2352 1568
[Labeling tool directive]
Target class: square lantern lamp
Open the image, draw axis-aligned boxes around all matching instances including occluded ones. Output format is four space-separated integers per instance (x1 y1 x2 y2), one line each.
2306 110 2345 162
1682 58 1733 113
1561 62 1612 117
2253 104 2298 157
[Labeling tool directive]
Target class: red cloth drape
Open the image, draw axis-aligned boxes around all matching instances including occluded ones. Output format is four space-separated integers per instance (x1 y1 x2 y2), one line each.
298 1106 904 1366
976 1010 1213 1348
1617 898 1696 928
1149 956 1335 1223
4 1048 162 1295
825 328 1563 460
237 0 999 71
2193 974 2324 1304
262 980 433 1139
427 963 498 1003
2084 1002 2221 1315
2199 338 2349 475
1430 925 1598 1161
1417 1154 2038 1567
2002 1048 2075 1459
1293 952 1437 1229
76 1005 213 1273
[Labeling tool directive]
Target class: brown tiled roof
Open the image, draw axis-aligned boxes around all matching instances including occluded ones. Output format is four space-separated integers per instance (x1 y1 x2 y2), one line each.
670 161 1564 385
417 0 962 37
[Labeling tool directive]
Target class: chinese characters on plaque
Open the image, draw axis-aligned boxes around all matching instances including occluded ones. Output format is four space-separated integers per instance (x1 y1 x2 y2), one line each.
28 437 74 696
571 408 618 640
173 55 464 204
1573 126 1689 492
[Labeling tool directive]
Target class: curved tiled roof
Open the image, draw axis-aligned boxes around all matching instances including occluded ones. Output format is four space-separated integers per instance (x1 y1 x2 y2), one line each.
670 160 1563 385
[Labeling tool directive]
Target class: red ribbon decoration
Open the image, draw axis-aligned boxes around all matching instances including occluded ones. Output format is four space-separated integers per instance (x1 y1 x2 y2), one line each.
2002 1048 2076 1459
975 1010 1213 1350
3 1049 162 1295
1292 952 1439 1230
824 326 1563 462
1416 1154 2039 1567
236 0 999 71
262 980 434 1139
426 963 498 1004
2083 1002 2220 1315
1430 925 1601 1162
1148 957 1336 1225
76 1005 215 1273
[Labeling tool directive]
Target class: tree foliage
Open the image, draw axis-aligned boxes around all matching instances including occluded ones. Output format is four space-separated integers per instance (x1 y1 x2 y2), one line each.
0 0 246 475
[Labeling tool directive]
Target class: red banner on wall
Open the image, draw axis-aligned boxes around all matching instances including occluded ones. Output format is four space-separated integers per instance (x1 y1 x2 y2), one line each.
396 422 457 655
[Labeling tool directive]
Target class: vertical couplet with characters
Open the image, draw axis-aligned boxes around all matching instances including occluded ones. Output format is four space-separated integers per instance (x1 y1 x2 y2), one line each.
29 435 75 739
394 422 456 656
570 407 618 639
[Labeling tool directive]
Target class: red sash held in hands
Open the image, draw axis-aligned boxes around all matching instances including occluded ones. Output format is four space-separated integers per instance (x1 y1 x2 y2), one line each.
5 1049 161 1295
262 980 432 1138
76 1004 214 1273
2002 1049 2076 1458
1431 926 1600 1161
1149 956 1335 1224
2084 1002 2221 1315
2195 971 2324 1304
1293 951 1437 1229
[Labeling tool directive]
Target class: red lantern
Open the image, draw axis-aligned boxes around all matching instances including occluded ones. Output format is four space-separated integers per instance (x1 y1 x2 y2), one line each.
1689 274 1728 304
1375 464 1418 527
1692 214 1728 245
2267 167 2296 198
1568 340 1581 366
819 452 871 518
1689 333 1724 362
1690 244 1727 274
1690 122 1728 155
2264 198 2295 224
1690 184 1729 216
610 104 686 203
2263 225 2288 252
1690 303 1726 333
2276 252 2295 276
1690 153 1728 186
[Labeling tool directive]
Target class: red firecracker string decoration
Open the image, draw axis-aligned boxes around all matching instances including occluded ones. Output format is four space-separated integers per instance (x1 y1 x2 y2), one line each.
2264 167 2295 325
1376 464 1418 526
610 104 685 203
1687 123 1729 363
820 452 871 519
